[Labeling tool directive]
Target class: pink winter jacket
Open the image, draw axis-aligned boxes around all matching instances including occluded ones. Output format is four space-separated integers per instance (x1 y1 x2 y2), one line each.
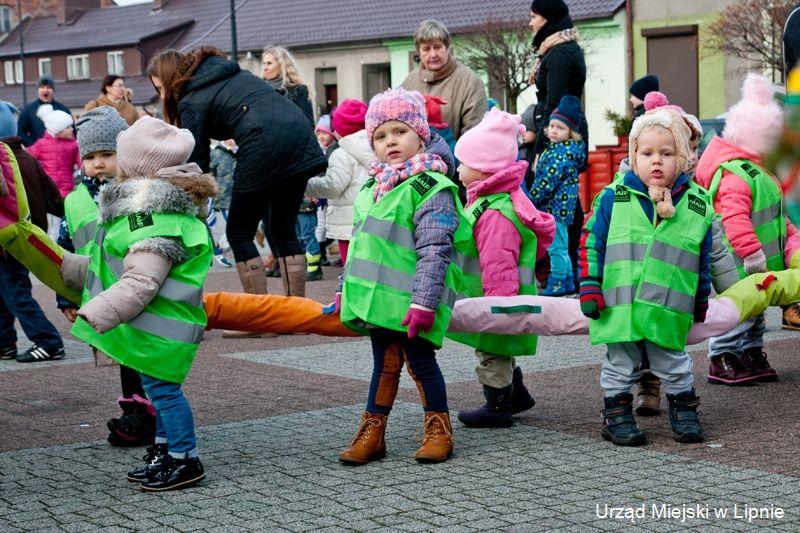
27 132 81 198
695 136 799 265
465 160 556 296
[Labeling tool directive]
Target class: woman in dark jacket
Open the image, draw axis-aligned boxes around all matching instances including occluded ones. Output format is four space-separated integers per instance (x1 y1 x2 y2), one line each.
528 0 587 292
148 47 327 298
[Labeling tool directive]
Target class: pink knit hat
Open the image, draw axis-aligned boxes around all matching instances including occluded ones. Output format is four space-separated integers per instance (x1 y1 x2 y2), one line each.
365 88 430 148
331 99 368 138
454 108 525 174
116 116 196 178
722 73 783 156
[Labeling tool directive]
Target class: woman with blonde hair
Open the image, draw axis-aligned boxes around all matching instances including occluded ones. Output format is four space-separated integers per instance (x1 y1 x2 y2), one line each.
262 45 313 123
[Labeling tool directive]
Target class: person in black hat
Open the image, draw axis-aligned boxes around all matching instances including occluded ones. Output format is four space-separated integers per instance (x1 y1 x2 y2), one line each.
629 74 659 122
17 76 73 147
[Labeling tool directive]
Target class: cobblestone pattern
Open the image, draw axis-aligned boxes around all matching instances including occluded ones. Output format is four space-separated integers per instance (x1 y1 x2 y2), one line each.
1 402 798 532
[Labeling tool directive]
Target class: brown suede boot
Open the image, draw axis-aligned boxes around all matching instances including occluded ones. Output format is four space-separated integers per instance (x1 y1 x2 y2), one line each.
633 371 661 416
279 254 307 298
339 412 387 465
223 258 277 338
415 412 453 463
782 304 800 331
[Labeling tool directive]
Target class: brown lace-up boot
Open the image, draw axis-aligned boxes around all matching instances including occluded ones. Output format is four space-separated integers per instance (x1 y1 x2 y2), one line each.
415 412 453 463
633 371 661 416
339 412 387 465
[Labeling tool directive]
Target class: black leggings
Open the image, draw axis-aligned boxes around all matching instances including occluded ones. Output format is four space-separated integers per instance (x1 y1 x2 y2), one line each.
226 178 308 262
120 365 146 399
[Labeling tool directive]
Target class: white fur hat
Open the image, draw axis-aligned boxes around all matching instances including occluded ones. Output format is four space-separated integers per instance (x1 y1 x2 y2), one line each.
722 73 783 157
629 110 693 175
43 110 73 136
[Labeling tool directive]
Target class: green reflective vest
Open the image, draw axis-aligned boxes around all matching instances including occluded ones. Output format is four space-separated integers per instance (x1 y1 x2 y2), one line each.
709 160 786 278
590 181 714 350
341 171 468 347
446 193 539 356
64 183 99 255
70 210 212 384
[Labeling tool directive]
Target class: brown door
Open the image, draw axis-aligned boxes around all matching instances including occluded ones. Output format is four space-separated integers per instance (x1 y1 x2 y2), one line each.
643 25 699 115
324 85 338 115
363 63 391 103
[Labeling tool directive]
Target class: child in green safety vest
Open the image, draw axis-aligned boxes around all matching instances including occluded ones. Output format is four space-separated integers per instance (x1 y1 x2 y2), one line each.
58 106 159 448
696 73 800 385
59 117 217 491
336 88 461 465
446 108 556 428
579 108 714 447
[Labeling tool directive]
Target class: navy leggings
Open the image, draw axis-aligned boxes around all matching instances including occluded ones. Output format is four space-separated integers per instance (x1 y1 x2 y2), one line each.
366 328 448 415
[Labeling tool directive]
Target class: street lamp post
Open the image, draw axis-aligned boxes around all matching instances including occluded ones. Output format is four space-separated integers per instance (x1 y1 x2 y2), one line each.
229 0 238 62
17 0 26 106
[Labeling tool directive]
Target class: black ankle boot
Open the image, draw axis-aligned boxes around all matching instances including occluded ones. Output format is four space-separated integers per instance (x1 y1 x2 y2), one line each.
457 385 514 428
108 395 156 447
127 443 168 482
510 367 535 414
140 455 205 492
601 393 647 446
666 390 704 443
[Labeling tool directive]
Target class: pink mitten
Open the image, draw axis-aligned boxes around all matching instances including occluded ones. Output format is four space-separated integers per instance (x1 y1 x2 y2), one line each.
743 249 767 274
401 306 436 339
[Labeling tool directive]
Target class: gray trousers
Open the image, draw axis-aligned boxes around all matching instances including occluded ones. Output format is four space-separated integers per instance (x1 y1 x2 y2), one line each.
601 340 694 397
708 314 765 358
475 350 516 388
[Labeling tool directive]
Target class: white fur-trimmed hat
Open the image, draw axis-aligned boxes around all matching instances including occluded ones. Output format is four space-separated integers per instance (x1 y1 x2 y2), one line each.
629 110 693 175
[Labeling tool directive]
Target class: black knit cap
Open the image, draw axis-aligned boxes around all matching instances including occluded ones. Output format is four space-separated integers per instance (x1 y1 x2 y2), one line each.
530 0 569 20
629 75 659 100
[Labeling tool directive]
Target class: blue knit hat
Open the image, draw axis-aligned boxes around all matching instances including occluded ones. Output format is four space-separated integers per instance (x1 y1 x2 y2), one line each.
0 101 19 139
549 95 582 131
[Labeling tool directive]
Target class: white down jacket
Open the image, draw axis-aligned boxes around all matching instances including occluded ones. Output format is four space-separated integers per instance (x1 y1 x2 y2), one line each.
305 129 373 240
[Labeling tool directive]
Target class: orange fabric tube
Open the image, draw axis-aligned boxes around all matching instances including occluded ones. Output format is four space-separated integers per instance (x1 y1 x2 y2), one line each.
203 292 360 337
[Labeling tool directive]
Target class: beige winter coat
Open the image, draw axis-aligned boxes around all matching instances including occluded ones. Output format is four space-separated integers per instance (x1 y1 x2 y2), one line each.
305 129 372 241
402 57 487 139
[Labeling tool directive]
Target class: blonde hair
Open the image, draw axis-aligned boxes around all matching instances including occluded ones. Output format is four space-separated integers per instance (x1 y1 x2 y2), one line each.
569 129 583 141
262 45 303 88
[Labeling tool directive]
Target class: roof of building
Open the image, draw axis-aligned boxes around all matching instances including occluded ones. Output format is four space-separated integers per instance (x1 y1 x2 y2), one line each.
0 0 625 58
0 3 193 57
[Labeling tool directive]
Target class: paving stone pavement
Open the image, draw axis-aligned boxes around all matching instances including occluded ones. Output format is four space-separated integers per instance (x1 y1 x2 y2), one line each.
1 401 798 533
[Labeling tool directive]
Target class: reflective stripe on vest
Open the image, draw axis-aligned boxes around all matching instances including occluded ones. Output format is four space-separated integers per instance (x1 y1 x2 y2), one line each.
709 160 787 277
589 181 713 350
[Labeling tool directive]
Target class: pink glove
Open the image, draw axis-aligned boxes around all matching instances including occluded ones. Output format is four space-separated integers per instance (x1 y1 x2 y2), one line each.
322 292 342 315
401 306 435 339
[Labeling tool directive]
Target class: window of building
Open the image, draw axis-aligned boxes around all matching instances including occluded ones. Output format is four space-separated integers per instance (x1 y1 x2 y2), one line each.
0 7 12 34
4 60 22 85
107 51 124 75
38 58 51 78
66 54 90 80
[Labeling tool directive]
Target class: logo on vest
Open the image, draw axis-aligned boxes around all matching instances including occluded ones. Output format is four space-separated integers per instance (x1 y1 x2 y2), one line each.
614 185 630 203
361 177 376 191
472 199 490 219
128 212 154 231
740 161 760 179
410 173 437 196
687 194 706 217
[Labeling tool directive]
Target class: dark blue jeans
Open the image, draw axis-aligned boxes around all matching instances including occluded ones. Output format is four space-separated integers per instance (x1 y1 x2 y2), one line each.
0 256 63 351
296 212 320 255
367 328 448 415
140 373 198 459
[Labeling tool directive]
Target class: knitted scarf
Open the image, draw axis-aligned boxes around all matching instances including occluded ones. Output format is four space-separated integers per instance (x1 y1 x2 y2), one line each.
530 28 579 84
368 153 448 202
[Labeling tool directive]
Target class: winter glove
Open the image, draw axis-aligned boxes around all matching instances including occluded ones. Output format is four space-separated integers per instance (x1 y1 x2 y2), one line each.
322 292 342 315
401 306 436 339
742 249 767 274
579 279 605 320
693 300 708 323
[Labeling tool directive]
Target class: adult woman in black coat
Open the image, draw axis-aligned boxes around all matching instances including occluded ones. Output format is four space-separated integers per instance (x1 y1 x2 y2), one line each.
528 0 587 291
148 47 327 298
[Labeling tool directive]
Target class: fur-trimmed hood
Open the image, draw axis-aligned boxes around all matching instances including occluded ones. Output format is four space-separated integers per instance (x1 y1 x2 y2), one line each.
99 163 217 224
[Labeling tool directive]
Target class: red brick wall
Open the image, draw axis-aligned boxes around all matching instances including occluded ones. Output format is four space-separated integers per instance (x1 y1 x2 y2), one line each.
0 0 60 22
